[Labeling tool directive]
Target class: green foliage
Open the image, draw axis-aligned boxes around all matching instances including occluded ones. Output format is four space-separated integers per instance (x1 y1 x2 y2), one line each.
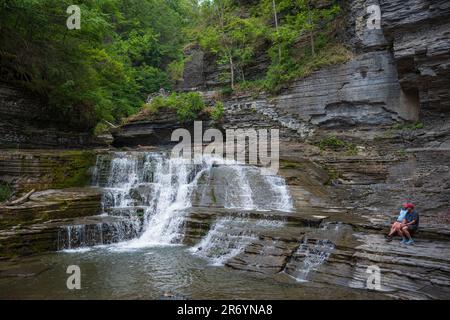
264 43 352 93
0 0 351 129
210 101 225 122
0 0 197 130
168 59 185 82
192 0 267 87
220 86 233 97
51 151 96 189
318 135 358 155
318 136 347 150
93 122 110 136
190 0 347 93
397 148 407 157
324 167 342 186
0 182 12 203
392 122 424 131
176 92 205 122
345 143 359 156
146 92 206 122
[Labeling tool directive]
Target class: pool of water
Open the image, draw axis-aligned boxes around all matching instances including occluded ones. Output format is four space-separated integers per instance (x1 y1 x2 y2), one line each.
0 245 388 300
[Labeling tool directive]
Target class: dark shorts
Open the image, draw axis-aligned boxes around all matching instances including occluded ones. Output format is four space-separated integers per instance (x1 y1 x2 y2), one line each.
406 225 418 233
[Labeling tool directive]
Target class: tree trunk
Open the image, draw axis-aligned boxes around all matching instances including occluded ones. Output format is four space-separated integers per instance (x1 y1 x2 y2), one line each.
308 4 315 57
229 55 235 90
272 0 282 63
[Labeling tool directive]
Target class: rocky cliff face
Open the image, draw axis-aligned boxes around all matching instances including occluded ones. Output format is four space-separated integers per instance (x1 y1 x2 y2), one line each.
0 150 97 193
175 0 448 134
0 85 103 149
0 0 449 299
107 0 450 299
380 0 450 114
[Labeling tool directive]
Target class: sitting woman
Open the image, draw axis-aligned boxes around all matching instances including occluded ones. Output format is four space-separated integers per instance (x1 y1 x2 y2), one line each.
385 203 410 242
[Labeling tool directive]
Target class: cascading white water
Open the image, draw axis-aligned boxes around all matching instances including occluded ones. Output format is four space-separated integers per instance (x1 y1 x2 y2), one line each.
263 175 293 212
95 152 294 255
288 237 335 282
224 165 255 210
189 161 294 265
105 155 139 208
190 217 257 266
122 155 212 248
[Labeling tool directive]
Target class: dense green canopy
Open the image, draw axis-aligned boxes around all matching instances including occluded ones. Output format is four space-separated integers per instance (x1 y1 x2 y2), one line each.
0 0 197 131
0 0 346 131
189 0 346 93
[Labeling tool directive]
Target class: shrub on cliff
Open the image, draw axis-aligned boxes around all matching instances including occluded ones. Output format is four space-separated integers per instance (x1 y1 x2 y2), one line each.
210 101 225 122
317 135 358 155
146 92 206 123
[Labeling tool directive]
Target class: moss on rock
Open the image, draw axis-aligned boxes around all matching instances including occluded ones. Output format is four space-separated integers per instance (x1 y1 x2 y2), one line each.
0 150 97 192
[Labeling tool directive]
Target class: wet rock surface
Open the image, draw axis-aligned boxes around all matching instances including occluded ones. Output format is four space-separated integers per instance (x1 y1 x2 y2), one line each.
0 213 137 258
0 0 449 300
0 188 105 257
0 188 102 229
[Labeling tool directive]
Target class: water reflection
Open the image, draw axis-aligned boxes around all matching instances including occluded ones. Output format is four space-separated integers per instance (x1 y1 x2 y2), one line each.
0 245 386 300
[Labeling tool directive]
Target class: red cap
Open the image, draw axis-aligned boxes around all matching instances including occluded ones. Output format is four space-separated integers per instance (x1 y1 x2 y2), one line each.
405 203 415 209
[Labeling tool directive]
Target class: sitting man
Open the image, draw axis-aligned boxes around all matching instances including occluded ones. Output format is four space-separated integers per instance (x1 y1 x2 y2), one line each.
386 203 419 245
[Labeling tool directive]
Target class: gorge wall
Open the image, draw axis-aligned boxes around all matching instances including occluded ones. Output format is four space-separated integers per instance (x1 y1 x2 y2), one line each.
112 0 450 228
172 0 448 135
0 84 104 149
0 0 449 299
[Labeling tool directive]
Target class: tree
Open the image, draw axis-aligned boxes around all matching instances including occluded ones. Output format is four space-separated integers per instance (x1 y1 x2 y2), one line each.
0 0 198 130
195 0 265 89
272 0 282 63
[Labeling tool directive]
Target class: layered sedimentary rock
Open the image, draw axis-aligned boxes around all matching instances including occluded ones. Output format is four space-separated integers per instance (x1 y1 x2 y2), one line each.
0 188 102 229
167 0 428 137
0 215 135 258
380 0 450 113
112 109 214 147
276 50 419 126
0 85 102 148
0 149 97 193
0 188 102 257
181 159 450 299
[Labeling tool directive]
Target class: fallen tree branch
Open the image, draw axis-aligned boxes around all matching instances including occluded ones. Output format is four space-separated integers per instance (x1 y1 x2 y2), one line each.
103 120 118 129
4 189 35 206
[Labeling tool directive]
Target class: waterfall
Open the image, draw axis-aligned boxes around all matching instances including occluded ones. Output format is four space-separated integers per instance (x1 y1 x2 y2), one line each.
57 220 140 251
190 217 258 266
121 155 212 248
189 162 293 265
286 238 335 282
283 223 343 282
92 151 293 254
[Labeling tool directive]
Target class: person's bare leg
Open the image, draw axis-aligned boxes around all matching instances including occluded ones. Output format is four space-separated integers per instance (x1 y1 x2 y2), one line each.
395 225 404 239
388 224 395 236
388 222 400 236
402 226 411 240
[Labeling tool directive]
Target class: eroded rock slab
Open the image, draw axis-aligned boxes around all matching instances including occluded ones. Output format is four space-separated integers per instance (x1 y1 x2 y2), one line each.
0 188 102 229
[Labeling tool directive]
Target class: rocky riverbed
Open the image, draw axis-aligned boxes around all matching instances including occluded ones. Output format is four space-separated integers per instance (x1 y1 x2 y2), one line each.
0 0 449 300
